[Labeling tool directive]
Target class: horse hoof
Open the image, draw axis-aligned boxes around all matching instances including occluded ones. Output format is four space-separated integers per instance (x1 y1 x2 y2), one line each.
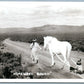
50 63 55 67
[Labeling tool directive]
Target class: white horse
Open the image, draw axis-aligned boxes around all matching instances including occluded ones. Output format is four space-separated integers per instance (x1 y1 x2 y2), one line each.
30 42 41 63
44 36 72 69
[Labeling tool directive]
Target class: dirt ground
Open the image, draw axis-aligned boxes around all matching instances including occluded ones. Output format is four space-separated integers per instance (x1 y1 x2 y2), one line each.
1 39 84 79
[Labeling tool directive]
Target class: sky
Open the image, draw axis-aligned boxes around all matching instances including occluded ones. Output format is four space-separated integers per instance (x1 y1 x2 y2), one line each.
0 1 84 28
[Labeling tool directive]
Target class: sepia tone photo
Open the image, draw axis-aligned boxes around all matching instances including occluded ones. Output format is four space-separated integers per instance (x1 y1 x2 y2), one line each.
0 1 84 80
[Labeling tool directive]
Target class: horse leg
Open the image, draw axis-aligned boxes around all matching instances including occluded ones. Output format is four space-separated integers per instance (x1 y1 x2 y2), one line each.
55 53 68 70
50 51 55 66
62 46 71 70
60 51 67 69
61 46 71 70
61 55 70 70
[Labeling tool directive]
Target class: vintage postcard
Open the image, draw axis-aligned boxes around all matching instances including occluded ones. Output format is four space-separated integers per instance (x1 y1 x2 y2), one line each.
0 1 84 82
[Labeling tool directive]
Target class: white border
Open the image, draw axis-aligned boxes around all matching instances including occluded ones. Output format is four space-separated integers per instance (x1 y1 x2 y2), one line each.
0 1 84 82
0 79 84 82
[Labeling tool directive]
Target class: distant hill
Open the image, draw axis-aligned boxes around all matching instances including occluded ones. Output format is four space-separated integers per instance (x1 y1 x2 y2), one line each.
0 25 84 35
29 25 84 34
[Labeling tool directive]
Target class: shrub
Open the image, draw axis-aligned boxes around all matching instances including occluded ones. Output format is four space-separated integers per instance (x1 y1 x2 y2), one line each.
0 51 22 78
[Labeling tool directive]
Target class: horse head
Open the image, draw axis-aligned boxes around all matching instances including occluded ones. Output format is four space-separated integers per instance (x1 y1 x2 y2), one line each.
43 36 52 50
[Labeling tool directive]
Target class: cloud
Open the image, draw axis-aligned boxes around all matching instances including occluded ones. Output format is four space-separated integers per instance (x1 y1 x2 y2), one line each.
0 2 84 28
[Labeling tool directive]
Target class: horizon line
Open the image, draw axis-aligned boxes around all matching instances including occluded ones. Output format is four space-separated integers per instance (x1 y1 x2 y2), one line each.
0 24 84 29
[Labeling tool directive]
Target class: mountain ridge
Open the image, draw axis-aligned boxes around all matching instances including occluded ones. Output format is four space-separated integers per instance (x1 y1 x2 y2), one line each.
0 25 84 34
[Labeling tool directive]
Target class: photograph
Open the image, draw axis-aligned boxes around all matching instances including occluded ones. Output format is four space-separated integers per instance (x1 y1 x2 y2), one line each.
0 1 84 81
